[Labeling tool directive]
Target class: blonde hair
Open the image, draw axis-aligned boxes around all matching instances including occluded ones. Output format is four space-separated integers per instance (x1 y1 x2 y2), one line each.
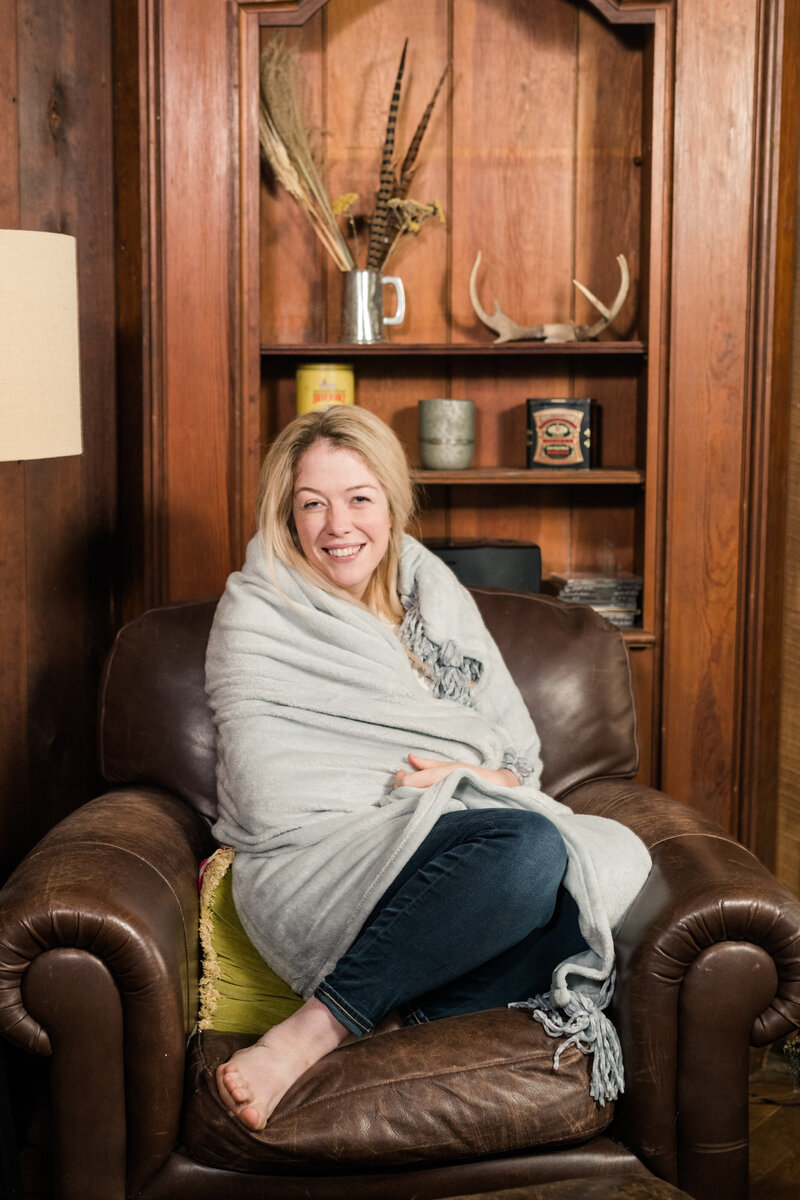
256 407 416 619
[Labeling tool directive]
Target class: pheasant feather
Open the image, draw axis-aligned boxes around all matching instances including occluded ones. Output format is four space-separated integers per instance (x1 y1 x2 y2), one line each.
396 61 450 202
366 40 408 270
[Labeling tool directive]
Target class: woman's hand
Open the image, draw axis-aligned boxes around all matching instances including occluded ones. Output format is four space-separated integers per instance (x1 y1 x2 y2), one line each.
394 752 520 790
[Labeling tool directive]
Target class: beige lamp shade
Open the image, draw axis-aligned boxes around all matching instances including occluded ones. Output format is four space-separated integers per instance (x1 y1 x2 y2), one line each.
0 229 83 461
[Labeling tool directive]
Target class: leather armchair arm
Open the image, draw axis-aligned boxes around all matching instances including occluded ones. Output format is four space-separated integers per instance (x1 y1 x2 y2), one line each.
565 778 800 1199
0 787 214 1200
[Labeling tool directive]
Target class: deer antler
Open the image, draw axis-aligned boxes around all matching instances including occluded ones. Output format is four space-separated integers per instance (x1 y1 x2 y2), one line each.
469 252 630 344
573 255 630 338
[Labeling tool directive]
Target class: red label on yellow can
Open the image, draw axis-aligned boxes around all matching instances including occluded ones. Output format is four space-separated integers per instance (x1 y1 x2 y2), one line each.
296 363 354 414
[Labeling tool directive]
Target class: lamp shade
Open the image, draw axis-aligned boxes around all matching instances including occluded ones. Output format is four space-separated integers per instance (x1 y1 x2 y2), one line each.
0 229 83 461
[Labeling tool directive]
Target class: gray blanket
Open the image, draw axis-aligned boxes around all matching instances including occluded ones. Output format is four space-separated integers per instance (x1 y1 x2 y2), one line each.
206 534 651 1101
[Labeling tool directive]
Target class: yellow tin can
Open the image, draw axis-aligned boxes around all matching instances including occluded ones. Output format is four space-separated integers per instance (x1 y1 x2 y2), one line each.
296 363 354 414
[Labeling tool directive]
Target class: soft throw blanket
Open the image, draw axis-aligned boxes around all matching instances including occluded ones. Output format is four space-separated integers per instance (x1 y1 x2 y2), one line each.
206 534 651 1102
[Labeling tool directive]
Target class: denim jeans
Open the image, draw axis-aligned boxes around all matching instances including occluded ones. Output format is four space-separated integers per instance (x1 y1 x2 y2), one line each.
314 807 588 1036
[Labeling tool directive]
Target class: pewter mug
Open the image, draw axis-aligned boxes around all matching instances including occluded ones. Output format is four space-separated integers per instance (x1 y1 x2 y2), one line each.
340 269 405 344
418 399 476 470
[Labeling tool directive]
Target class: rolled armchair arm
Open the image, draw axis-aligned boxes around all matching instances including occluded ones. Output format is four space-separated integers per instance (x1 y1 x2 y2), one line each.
0 787 214 1200
566 778 800 1199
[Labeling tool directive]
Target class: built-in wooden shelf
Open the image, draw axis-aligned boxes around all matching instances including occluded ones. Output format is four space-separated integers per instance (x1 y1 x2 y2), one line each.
414 467 645 485
261 341 646 358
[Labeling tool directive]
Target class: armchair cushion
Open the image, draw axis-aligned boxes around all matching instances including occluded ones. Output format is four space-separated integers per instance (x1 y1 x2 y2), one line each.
198 847 302 1034
182 1012 614 1172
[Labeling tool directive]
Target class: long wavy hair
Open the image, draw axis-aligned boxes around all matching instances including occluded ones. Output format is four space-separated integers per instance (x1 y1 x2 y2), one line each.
256 406 416 619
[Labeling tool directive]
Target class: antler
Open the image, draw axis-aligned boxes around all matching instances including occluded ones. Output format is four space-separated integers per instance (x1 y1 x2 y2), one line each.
469 252 630 344
573 255 630 338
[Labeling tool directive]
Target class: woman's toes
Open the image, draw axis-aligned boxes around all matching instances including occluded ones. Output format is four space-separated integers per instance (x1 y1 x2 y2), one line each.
216 1064 239 1114
238 1102 268 1131
217 1063 254 1112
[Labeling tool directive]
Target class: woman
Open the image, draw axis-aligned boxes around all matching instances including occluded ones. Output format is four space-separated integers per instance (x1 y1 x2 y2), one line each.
206 405 650 1132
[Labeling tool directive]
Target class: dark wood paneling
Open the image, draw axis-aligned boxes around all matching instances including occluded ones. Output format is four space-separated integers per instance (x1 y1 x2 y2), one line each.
0 0 32 877
0 0 117 879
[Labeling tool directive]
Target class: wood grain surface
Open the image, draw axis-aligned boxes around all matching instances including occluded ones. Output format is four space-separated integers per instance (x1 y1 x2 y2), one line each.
0 0 117 878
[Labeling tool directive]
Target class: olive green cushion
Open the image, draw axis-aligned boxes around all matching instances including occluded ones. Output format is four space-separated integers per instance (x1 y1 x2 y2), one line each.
198 846 303 1034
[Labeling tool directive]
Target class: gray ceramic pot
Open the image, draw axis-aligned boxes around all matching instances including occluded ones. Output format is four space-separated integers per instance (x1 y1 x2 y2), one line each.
418 399 475 469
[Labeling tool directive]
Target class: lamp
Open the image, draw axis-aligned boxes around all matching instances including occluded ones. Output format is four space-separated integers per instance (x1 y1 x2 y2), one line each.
0 229 82 462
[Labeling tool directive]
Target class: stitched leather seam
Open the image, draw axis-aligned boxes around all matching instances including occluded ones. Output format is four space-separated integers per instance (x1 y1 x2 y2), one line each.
208 1044 594 1124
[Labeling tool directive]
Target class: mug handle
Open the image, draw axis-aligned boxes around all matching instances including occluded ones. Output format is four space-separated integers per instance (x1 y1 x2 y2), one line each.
381 276 406 326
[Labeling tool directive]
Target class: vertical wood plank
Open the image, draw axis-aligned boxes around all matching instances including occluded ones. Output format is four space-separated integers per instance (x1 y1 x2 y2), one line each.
0 0 30 880
740 0 800 866
114 0 161 619
239 9 266 541
778 198 800 890
661 0 759 826
159 0 238 599
776 3 800 891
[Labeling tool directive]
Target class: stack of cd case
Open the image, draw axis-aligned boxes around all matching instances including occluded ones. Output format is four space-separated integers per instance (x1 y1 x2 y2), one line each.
547 572 643 627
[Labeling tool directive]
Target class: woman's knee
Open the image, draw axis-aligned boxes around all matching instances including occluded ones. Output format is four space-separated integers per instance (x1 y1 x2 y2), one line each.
488 810 568 906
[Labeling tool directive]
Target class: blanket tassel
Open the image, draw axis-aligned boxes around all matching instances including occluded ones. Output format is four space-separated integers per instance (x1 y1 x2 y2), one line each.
510 971 623 1106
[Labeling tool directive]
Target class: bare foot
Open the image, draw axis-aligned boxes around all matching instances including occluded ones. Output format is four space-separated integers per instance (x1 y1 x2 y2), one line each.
215 997 350 1130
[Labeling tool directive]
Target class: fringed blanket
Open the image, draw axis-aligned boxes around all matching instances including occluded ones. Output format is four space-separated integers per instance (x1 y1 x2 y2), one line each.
205 534 651 1102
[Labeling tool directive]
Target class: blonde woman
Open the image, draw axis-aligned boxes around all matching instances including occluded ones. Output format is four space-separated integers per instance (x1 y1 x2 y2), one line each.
205 405 650 1131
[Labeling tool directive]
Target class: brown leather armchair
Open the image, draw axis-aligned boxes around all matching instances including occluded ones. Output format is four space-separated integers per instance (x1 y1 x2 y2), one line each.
0 590 798 1200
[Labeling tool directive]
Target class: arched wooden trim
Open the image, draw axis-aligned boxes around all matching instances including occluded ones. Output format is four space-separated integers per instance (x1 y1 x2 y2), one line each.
254 0 329 26
248 0 672 30
584 0 667 26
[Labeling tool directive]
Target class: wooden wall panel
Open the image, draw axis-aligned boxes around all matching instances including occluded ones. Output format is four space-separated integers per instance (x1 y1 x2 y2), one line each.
660 0 760 827
0 0 117 879
777 143 800 894
159 0 239 599
738 0 800 866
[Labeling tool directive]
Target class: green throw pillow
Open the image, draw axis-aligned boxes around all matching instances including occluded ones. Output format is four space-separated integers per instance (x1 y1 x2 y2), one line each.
198 846 303 1034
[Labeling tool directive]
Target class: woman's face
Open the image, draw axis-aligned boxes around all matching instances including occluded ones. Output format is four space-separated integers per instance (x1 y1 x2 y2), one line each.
292 440 392 601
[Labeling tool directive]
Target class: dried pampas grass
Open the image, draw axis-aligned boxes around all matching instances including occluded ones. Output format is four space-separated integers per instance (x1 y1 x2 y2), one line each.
259 37 355 271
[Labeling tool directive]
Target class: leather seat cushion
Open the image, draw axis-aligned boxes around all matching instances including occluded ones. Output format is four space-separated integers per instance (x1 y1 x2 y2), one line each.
182 1009 614 1172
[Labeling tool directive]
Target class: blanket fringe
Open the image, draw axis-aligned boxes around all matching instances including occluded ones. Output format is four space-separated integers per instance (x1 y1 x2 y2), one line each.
399 590 482 706
510 971 623 1105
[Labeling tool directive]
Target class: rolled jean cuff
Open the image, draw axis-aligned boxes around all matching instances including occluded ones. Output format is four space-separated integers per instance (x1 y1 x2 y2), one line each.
314 982 373 1037
398 1004 428 1027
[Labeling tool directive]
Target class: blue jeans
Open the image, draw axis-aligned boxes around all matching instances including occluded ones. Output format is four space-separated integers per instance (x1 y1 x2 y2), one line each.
314 807 588 1036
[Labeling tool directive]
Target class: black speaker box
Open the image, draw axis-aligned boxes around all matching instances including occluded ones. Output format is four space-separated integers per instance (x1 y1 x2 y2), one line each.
424 539 542 594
